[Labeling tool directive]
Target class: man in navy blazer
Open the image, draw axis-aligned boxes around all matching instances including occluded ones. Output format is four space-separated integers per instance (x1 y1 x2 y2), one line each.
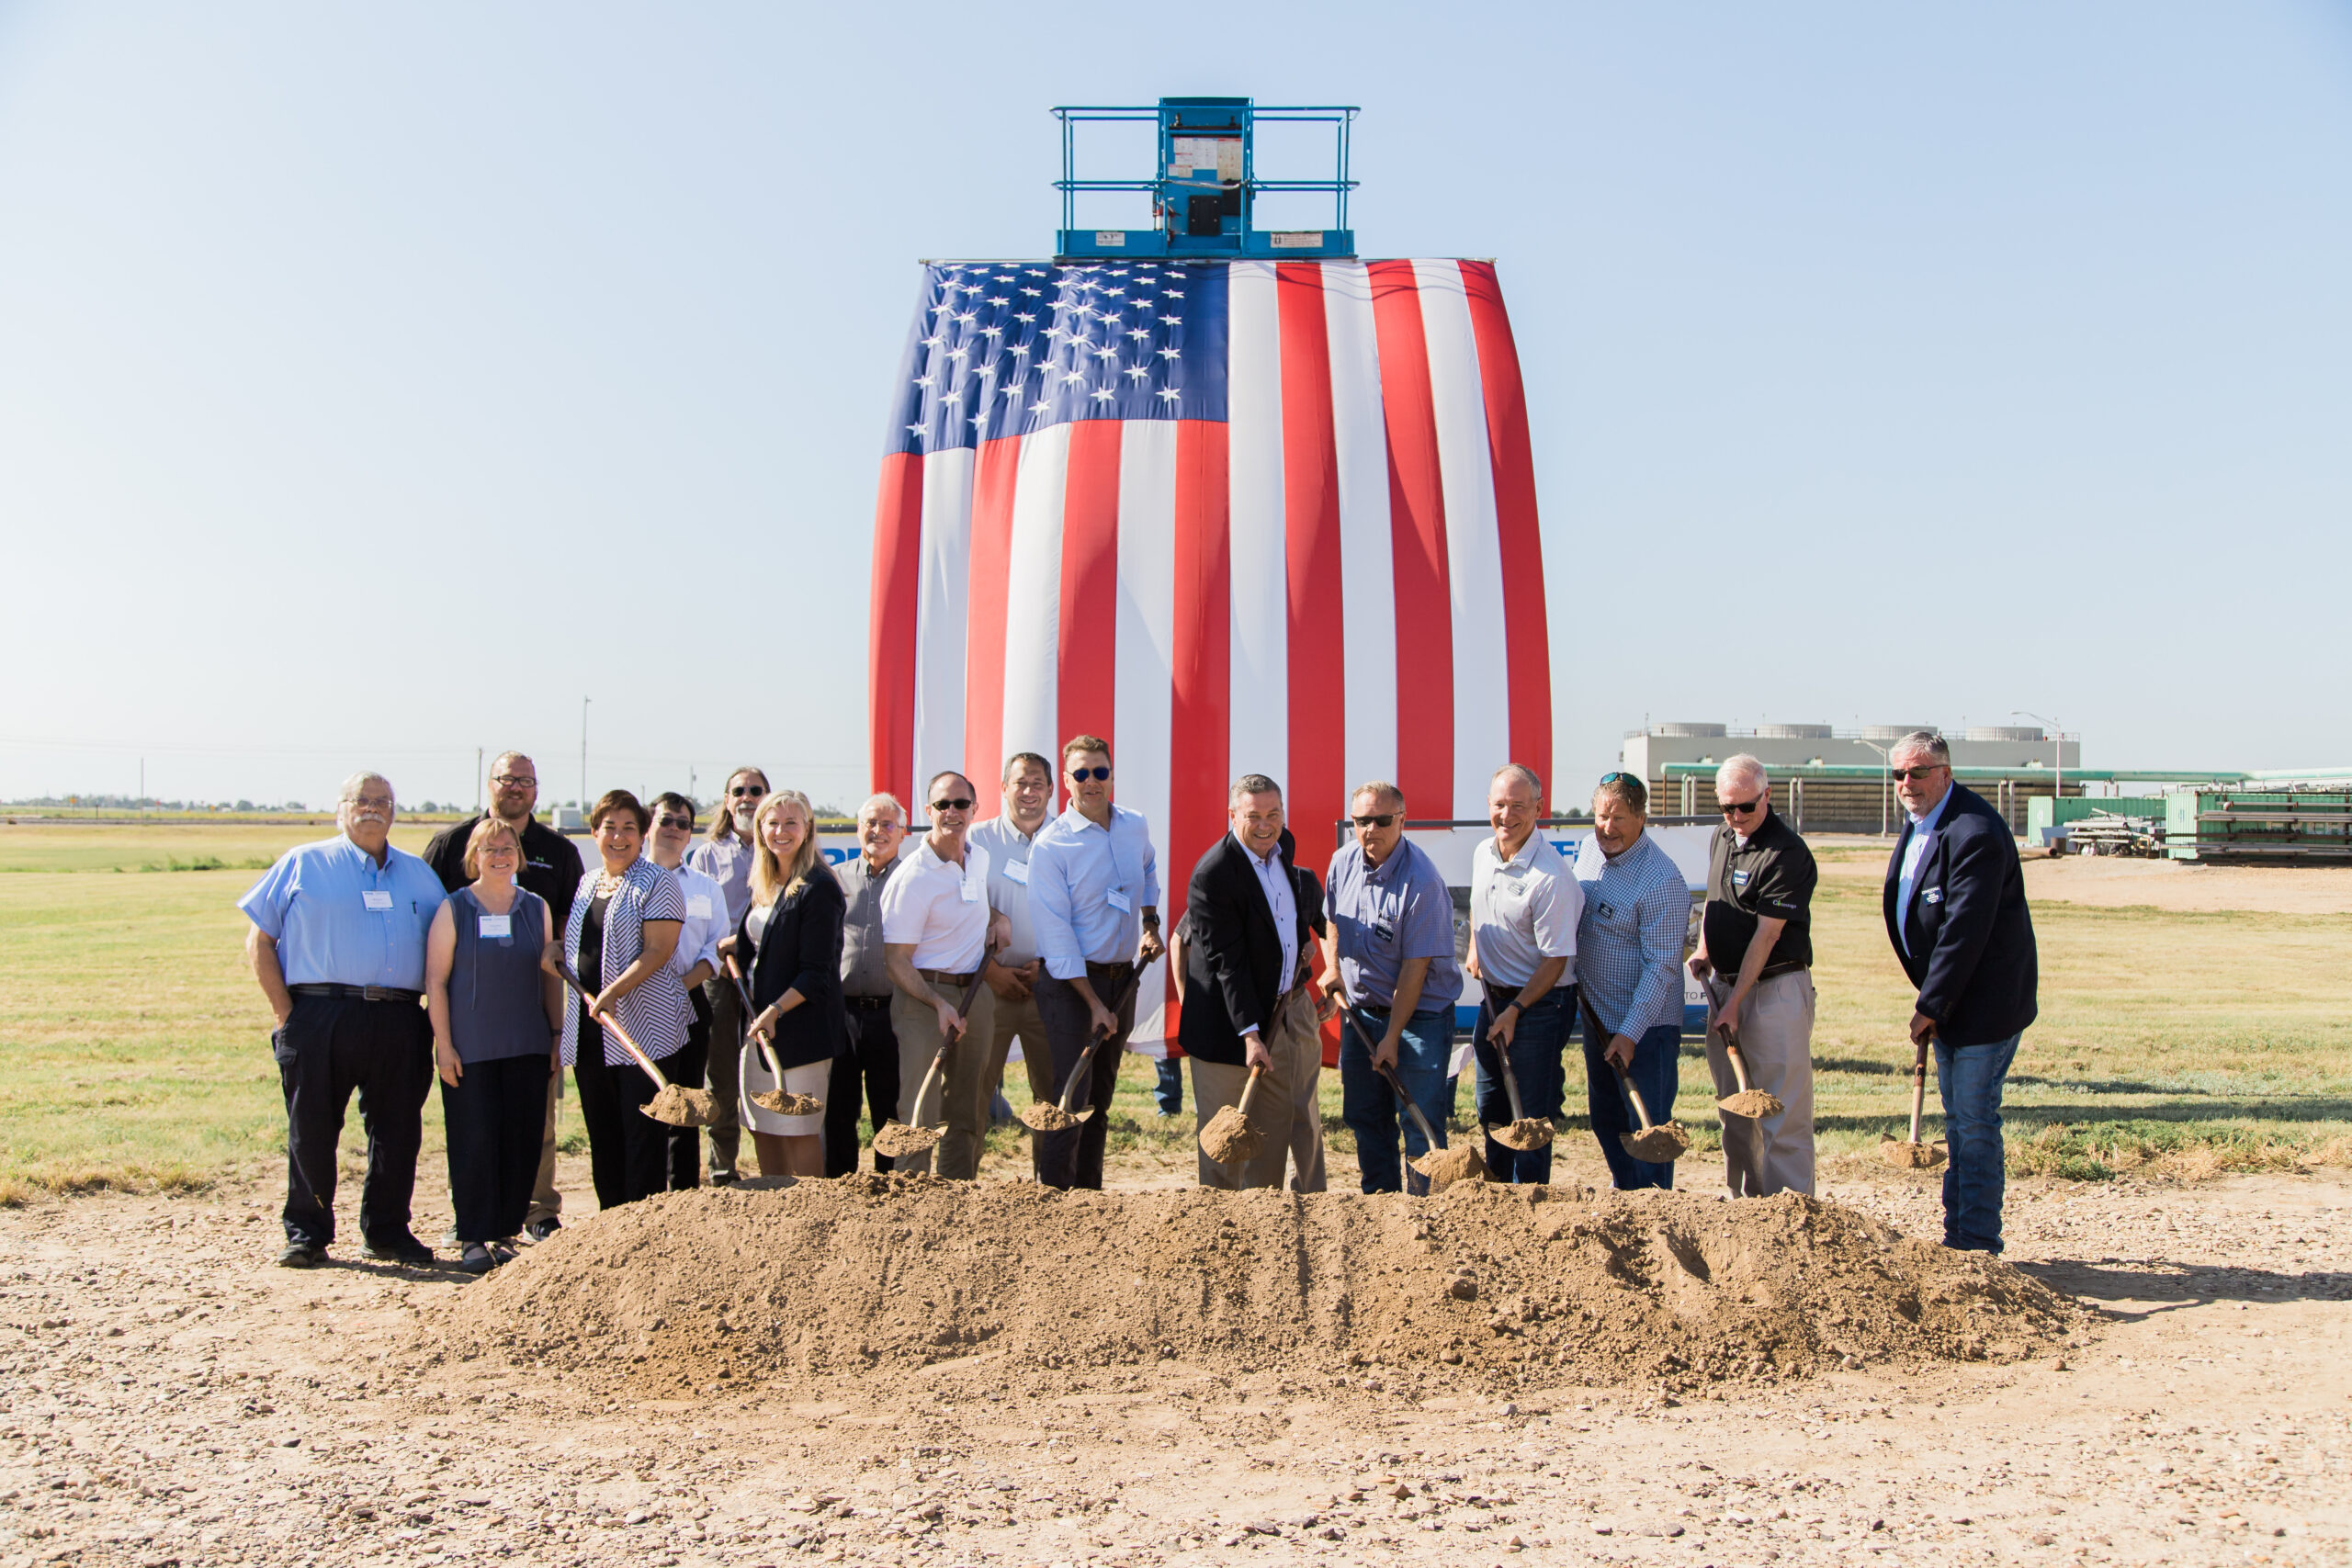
1882 731 2039 1254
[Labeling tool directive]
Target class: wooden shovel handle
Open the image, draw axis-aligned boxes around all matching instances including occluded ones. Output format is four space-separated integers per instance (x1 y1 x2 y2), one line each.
1907 1035 1931 1145
1234 1064 1264 1116
1724 1042 1755 1096
1055 964 1145 1112
1612 1063 1659 1134
1345 1010 1443 1148
909 943 1001 1127
724 954 786 1084
554 960 672 1090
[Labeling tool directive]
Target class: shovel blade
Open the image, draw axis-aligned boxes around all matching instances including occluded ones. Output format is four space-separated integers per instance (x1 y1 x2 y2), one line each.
644 1085 719 1128
1716 1090 1784 1121
1411 1144 1488 1189
1018 1102 1080 1133
1619 1122 1690 1163
1491 1119 1555 1152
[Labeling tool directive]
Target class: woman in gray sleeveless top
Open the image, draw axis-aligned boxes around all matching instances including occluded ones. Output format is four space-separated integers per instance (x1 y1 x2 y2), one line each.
425 818 561 1273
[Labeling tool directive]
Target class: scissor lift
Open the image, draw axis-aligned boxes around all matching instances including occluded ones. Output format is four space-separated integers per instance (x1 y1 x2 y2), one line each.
1052 96 1358 263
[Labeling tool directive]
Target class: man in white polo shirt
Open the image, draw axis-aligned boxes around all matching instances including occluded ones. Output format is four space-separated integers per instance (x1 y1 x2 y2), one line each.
1465 763 1581 1185
880 769 1001 1177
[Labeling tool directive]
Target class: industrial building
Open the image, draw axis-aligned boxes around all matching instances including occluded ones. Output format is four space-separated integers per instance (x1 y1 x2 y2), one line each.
1619 722 2242 836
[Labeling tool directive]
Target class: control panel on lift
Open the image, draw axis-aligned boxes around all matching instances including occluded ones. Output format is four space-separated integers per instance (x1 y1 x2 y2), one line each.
1054 96 1358 263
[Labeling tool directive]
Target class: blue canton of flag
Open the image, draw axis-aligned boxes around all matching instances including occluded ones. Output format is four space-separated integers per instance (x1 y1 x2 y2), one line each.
882 262 1231 456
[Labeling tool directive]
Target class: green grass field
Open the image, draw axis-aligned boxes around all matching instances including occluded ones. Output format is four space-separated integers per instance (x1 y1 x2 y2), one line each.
1 824 2345 1200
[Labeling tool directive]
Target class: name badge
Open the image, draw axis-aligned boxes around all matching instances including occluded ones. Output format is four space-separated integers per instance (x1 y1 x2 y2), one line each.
959 877 981 904
479 914 513 940
1923 887 1944 905
1373 919 1396 943
687 895 714 920
1732 869 1751 890
1004 859 1030 886
362 890 394 912
1107 888 1134 914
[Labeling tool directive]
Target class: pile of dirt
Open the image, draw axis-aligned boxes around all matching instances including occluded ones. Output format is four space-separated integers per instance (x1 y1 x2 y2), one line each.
435 1177 2075 1400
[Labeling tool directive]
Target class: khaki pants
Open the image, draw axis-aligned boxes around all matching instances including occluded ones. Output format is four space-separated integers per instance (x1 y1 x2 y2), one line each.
889 980 997 1179
1704 969 1817 1198
935 985 1050 1179
526 1067 561 1226
1190 987 1325 1191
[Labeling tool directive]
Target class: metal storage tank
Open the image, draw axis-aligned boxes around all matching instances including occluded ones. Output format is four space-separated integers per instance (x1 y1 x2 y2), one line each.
1756 723 1833 739
1860 724 1936 741
1654 722 1727 738
1966 726 2047 742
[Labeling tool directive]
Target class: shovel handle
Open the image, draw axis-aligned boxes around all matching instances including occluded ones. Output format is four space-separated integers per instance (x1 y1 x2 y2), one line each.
1234 1063 1264 1116
1346 1010 1444 1150
1724 1041 1755 1096
1488 1002 1531 1124
909 943 1000 1127
725 954 787 1085
1611 1063 1660 1134
1907 1034 1931 1145
554 960 673 1090
1054 964 1144 1113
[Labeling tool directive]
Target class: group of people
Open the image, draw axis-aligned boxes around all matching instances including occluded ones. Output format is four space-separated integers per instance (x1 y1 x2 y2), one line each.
235 727 2036 1274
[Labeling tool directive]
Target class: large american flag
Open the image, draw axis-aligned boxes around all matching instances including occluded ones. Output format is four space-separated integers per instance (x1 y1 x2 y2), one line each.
868 257 1553 1048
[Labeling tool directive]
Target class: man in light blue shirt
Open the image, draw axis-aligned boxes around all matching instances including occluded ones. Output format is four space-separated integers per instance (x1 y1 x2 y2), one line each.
1324 780 1462 1196
1026 736 1164 1190
238 772 446 1269
1573 772 1691 1190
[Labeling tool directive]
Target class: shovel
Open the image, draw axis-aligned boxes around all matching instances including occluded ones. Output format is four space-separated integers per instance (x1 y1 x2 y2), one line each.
1880 1032 1948 1169
1713 1025 1783 1122
727 955 821 1117
553 960 718 1128
870 944 995 1161
1343 1012 1485 1188
1197 1065 1266 1167
1020 965 1145 1133
1581 1000 1689 1164
1486 1004 1554 1152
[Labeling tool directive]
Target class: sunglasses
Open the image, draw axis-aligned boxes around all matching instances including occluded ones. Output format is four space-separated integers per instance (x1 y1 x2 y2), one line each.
729 784 767 798
1351 813 1397 829
1890 766 1946 782
931 797 975 813
1067 765 1111 782
1719 797 1763 817
654 814 695 830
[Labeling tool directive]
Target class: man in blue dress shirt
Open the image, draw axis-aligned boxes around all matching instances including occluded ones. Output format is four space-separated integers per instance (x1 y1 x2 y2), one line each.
239 772 447 1268
1027 735 1164 1190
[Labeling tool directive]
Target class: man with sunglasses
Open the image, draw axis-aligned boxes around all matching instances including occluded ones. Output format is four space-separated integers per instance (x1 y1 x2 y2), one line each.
1026 736 1164 1190
421 751 582 1241
1882 731 2038 1255
1688 755 1819 1198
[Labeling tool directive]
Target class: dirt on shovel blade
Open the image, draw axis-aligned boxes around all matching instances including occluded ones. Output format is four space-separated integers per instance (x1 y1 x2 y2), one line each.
1620 1122 1691 1163
1412 1144 1487 1189
1492 1119 1554 1152
870 1121 943 1159
751 1091 822 1115
1717 1089 1784 1120
1019 1101 1080 1133
643 1084 718 1128
1880 1134 1948 1169
1198 1105 1262 1166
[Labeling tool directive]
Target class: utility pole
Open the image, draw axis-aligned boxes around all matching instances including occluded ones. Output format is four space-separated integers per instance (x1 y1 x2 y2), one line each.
2015 710 2064 826
1856 739 1894 837
580 697 590 813
139 759 145 820
475 747 483 815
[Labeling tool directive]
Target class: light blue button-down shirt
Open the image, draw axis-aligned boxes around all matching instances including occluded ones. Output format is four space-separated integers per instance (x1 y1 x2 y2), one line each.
1028 804 1161 981
237 834 447 989
1571 831 1689 1040
1894 785 1955 958
1238 834 1299 1015
1327 837 1464 1012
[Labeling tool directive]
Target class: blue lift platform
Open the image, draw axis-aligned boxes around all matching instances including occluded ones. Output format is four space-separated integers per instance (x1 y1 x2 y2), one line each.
1052 96 1358 264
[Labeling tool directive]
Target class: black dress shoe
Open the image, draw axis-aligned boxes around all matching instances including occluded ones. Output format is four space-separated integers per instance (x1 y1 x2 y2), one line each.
524 1216 561 1242
358 1233 435 1266
276 1243 326 1269
455 1243 498 1275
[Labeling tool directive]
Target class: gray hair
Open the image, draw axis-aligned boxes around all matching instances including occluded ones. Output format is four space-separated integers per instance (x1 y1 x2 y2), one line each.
1229 773 1282 804
338 772 393 805
1715 754 1769 792
1350 778 1406 812
857 792 906 824
1489 762 1543 798
1890 730 1951 767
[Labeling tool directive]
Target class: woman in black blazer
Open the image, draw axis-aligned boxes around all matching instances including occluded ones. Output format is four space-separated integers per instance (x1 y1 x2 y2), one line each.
732 789 847 1179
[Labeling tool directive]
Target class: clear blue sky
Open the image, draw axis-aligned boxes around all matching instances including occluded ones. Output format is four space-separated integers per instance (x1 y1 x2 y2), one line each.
4 3 2346 810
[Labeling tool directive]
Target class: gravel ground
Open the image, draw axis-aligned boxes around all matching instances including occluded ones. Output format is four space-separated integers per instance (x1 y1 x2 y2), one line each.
2 1158 2346 1568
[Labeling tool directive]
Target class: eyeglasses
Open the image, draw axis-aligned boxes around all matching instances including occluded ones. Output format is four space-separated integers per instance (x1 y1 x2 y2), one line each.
1890 766 1947 781
345 795 394 810
481 843 519 856
654 814 694 831
728 784 766 798
490 774 536 788
1067 765 1111 782
1719 797 1763 817
931 797 974 813
1351 813 1397 829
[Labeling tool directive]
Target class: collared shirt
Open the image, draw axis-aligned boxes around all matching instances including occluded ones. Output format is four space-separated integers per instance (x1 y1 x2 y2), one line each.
1572 831 1690 1040
1029 804 1160 981
664 861 729 981
1238 833 1298 1029
968 814 1044 967
1470 829 1580 991
1327 837 1463 1013
878 834 993 974
685 834 757 929
420 813 584 932
833 852 902 997
1703 808 1816 975
560 855 691 1066
1895 786 1956 958
238 834 447 990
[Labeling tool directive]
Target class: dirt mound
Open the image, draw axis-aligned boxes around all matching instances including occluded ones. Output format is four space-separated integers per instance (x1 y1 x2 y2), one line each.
435 1178 2075 1401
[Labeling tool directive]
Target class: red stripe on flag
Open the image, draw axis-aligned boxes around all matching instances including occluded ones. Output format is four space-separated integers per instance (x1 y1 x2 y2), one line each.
1459 262 1553 791
1276 263 1347 836
961 435 1022 818
1367 260 1454 817
1165 418 1231 1043
867 451 926 803
1056 420 1125 802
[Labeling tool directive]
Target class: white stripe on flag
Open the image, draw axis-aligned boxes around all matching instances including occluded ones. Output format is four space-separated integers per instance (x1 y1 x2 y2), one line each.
1226 260 1287 793
1413 259 1511 817
1321 261 1397 792
999 424 1070 773
911 446 975 801
1114 420 1178 1048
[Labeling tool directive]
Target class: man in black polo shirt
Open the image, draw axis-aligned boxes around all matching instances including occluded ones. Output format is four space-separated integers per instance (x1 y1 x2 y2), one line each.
422 751 582 1239
1686 754 1818 1197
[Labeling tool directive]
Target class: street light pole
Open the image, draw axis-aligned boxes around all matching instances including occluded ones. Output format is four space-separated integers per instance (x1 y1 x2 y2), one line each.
2014 709 2064 818
580 697 590 815
1856 738 1894 836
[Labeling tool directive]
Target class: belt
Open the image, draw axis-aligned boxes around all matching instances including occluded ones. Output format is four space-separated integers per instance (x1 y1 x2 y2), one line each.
289 983 421 1004
918 967 979 988
844 994 893 1011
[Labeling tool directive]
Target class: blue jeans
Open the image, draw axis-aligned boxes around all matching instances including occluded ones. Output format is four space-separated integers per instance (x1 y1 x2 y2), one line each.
1935 1032 2020 1254
1472 984 1575 1184
1579 1010 1680 1190
1153 1055 1185 1116
1340 1005 1456 1196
